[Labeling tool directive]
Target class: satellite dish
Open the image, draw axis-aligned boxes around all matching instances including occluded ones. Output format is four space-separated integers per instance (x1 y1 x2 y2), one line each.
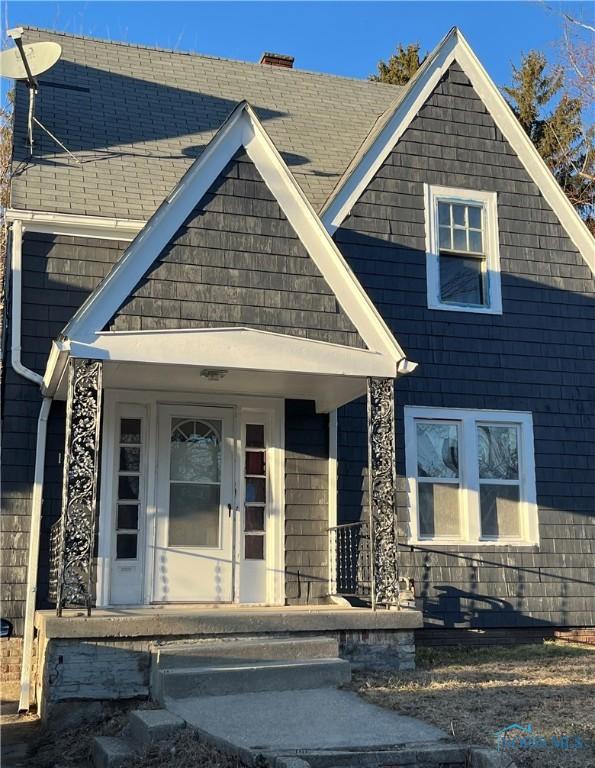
0 41 62 80
1 32 76 159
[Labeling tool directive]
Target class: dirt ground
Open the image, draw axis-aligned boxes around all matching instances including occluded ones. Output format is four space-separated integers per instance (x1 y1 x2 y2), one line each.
27 722 246 768
351 640 595 768
0 693 246 768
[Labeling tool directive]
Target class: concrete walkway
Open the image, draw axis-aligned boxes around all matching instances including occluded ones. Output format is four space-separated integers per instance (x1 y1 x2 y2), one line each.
166 687 446 754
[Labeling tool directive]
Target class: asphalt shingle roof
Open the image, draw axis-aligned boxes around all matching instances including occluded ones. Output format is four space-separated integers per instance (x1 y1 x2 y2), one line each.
10 27 402 219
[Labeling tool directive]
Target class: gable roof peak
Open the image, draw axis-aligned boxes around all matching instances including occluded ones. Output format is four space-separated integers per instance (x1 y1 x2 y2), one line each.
62 100 407 366
321 25 595 273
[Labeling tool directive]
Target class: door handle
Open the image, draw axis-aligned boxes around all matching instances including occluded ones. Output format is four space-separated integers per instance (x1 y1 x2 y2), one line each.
228 503 232 517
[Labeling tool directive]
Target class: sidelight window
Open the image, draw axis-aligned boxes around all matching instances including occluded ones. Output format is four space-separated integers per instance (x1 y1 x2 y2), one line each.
244 423 266 560
115 417 143 559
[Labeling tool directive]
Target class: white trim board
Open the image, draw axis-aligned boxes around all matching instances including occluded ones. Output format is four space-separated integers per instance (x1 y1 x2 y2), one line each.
60 101 408 371
42 333 383 412
66 329 396 378
321 28 594 275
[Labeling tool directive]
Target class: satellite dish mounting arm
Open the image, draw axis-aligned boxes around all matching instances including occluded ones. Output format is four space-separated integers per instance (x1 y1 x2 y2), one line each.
7 28 38 90
7 28 37 152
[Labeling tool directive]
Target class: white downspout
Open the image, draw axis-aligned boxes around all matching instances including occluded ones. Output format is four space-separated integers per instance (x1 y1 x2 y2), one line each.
10 220 43 387
18 396 51 712
8 220 51 712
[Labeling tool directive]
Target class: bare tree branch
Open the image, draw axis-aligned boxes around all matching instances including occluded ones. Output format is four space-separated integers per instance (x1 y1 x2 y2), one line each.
563 13 595 34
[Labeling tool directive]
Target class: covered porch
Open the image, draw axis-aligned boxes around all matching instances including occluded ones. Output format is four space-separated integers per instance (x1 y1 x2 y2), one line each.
29 348 420 717
45 347 404 614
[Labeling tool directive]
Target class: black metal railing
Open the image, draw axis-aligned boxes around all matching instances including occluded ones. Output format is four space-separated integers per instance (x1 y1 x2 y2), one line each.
48 519 61 604
329 521 372 599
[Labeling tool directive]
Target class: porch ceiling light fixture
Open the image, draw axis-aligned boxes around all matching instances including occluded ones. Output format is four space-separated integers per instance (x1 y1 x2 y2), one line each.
200 368 228 381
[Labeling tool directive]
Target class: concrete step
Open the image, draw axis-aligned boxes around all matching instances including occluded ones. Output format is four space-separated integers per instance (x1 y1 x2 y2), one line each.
153 635 339 669
128 708 185 749
91 736 137 768
157 657 351 701
274 743 467 767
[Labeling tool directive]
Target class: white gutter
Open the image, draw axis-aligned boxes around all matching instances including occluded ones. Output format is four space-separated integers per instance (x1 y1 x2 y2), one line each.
10 220 43 386
18 396 52 712
5 208 144 241
9 220 51 712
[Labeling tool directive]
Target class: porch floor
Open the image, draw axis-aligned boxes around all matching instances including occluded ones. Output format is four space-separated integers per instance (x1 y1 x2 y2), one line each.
35 604 422 640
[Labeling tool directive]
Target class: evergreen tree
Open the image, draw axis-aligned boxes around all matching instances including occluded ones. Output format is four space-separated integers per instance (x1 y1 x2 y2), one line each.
504 51 594 231
370 43 424 86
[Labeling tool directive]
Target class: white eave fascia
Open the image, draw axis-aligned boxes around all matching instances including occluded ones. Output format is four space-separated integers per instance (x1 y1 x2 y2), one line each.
64 328 397 379
5 208 145 241
321 28 595 274
60 100 410 373
60 101 249 345
453 32 594 273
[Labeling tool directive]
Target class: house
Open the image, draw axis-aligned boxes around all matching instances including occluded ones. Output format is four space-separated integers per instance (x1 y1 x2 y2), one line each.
2 25 593 715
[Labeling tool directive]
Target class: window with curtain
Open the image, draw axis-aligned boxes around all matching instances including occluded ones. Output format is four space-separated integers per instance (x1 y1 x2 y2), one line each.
406 408 537 545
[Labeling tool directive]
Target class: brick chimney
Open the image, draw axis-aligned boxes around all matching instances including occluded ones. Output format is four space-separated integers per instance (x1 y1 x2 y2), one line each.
259 52 294 68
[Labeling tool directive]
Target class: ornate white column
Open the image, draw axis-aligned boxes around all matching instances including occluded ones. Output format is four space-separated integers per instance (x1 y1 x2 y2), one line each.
56 358 103 615
367 377 399 607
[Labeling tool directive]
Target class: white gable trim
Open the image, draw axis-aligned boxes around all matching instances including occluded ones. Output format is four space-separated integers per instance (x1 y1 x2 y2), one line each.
321 29 594 274
321 28 459 235
61 102 407 368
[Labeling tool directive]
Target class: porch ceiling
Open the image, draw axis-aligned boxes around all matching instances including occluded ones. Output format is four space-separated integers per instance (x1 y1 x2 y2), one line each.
51 359 369 412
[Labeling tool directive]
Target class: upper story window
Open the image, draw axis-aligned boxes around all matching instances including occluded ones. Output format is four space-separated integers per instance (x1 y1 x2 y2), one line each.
405 407 538 546
424 185 502 314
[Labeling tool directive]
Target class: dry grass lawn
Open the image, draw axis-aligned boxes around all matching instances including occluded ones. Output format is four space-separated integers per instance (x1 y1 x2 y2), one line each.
351 641 595 768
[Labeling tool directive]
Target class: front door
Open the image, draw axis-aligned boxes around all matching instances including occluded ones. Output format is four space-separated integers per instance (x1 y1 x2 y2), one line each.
153 405 235 602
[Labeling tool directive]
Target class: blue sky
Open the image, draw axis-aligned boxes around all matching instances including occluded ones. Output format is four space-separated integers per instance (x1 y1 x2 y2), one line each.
4 1 593 88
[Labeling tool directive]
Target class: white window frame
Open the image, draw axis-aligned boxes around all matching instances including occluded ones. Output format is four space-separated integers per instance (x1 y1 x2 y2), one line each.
424 184 502 315
405 406 538 546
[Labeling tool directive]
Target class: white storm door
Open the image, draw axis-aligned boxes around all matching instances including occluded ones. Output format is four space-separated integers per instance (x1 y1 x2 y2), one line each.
153 405 235 602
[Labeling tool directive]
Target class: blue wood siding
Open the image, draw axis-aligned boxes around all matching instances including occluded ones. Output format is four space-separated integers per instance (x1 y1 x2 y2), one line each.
107 150 365 348
1 233 126 633
334 63 595 629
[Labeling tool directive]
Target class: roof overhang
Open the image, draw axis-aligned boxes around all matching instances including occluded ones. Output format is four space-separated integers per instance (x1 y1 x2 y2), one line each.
43 329 405 412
